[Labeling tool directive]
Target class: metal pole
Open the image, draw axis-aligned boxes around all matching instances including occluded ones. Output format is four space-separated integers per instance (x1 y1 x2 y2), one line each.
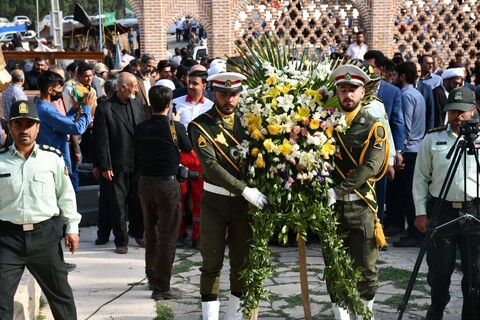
36 0 40 36
98 0 103 49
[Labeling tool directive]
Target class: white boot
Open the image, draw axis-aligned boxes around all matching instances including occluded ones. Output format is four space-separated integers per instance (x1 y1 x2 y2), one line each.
224 294 243 320
355 298 375 320
202 300 220 320
332 303 351 320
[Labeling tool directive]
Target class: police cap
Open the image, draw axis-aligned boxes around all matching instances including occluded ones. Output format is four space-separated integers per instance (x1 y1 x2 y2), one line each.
444 87 476 113
9 100 40 122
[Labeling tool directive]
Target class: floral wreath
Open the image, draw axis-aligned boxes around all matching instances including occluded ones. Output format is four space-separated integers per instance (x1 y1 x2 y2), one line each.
231 35 378 319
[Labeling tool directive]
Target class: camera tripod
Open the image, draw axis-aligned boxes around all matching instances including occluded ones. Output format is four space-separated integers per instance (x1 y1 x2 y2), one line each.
397 132 480 319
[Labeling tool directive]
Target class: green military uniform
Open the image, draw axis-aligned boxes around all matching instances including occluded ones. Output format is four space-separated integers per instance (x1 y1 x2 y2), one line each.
0 143 81 319
189 106 251 296
330 107 388 301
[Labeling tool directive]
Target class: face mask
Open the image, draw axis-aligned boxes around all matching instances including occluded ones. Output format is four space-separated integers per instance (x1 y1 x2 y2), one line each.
129 93 136 100
51 91 63 102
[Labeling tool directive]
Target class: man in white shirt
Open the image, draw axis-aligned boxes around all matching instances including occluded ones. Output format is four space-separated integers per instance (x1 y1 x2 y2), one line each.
346 31 368 61
172 69 213 250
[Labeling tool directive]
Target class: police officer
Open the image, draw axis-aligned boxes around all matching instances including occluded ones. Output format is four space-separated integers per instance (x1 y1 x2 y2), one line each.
188 72 268 320
0 100 81 319
414 87 480 320
327 65 389 319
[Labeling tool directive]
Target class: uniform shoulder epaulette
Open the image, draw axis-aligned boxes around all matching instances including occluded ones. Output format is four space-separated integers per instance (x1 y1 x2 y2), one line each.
0 147 9 154
39 144 63 157
427 125 448 134
372 95 384 104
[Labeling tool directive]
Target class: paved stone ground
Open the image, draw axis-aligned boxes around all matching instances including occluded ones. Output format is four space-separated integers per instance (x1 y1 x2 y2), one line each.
39 226 464 319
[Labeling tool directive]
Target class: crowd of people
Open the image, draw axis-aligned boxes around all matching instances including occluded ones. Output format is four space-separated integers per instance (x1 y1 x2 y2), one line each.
1 29 480 319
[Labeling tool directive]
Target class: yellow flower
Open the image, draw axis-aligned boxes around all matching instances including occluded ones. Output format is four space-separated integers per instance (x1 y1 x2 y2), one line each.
309 119 320 130
266 75 276 85
304 88 323 105
251 148 260 157
320 140 336 158
267 124 280 135
325 126 333 138
263 138 275 153
296 107 310 121
276 83 294 94
255 155 266 168
246 114 262 133
251 129 265 141
277 139 293 156
264 86 281 99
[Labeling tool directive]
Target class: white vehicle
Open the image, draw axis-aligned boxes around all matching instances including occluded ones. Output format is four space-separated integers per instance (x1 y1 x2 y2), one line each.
0 30 36 42
13 16 31 26
63 15 78 24
0 17 12 28
42 14 50 27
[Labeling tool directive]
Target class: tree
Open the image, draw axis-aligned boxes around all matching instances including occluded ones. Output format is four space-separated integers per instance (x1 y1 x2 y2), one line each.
1 0 125 21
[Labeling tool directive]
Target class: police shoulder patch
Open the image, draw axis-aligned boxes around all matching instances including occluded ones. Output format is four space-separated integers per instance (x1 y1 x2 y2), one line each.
198 135 207 148
427 125 447 134
40 144 63 157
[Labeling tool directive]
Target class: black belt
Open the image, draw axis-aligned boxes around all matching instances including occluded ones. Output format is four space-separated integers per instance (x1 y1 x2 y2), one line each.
140 175 176 181
0 217 55 232
431 196 479 209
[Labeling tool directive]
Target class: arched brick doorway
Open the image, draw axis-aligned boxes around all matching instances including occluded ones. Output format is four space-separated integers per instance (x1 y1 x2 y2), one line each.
127 0 400 61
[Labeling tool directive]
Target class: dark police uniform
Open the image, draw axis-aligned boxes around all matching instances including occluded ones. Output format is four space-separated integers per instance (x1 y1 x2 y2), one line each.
134 113 191 299
0 100 80 319
413 87 480 320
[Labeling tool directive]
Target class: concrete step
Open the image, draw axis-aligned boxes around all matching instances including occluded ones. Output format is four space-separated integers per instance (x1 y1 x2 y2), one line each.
14 271 41 320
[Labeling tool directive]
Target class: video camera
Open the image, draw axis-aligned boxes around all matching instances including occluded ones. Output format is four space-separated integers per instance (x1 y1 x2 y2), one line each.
177 166 199 182
459 119 480 140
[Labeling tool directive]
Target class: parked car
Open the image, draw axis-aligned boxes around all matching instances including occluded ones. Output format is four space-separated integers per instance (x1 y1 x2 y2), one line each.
0 30 36 42
63 15 79 24
0 17 12 28
13 16 31 26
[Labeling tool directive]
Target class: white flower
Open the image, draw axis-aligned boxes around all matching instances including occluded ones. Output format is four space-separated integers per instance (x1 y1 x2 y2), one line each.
276 94 295 112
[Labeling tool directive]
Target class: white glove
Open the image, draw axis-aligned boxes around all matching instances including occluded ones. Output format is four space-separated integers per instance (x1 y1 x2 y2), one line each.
242 187 268 210
327 188 337 206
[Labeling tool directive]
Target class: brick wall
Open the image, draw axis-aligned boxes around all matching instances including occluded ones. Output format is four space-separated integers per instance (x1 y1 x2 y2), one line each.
131 0 479 71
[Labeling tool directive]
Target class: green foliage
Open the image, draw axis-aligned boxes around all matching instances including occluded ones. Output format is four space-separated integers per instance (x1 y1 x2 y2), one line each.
172 259 202 274
1 0 125 22
379 266 428 290
154 302 174 320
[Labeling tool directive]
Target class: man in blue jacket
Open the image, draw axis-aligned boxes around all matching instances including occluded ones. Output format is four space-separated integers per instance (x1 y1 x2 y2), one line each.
364 50 405 227
35 71 94 191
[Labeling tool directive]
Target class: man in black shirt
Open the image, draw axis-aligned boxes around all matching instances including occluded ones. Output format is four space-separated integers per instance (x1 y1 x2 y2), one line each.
134 85 192 300
24 56 48 90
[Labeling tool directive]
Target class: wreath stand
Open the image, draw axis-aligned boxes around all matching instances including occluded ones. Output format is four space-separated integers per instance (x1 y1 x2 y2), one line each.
298 237 312 319
249 237 311 320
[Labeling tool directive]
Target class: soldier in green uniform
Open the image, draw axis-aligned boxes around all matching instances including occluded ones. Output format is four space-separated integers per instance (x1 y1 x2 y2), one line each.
327 65 389 319
189 72 268 320
0 100 81 319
